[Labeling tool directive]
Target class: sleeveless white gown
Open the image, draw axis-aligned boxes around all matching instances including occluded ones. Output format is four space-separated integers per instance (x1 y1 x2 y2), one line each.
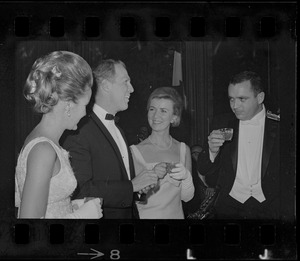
15 137 101 219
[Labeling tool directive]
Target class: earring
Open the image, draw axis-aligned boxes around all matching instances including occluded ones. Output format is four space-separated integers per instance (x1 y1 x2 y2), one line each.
66 103 71 117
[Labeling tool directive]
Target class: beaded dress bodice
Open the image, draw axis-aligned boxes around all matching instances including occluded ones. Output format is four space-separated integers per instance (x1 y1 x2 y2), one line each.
15 137 77 218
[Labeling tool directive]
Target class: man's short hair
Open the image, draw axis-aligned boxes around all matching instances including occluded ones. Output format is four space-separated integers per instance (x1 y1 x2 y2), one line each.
229 71 264 95
93 59 126 87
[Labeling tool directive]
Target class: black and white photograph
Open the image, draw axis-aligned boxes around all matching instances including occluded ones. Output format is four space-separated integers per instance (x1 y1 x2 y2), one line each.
0 1 296 260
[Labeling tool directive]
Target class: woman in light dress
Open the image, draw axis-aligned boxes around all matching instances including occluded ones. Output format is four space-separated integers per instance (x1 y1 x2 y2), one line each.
130 87 194 219
15 51 102 219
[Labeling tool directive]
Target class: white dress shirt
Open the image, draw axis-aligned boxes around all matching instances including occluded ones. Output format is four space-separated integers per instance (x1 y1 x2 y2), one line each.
93 104 131 180
229 105 266 203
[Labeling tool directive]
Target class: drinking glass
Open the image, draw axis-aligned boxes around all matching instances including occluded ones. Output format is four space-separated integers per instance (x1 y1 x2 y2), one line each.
166 162 177 174
219 128 233 141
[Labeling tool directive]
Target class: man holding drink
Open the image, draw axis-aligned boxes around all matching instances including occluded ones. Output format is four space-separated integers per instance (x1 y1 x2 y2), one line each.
197 71 281 219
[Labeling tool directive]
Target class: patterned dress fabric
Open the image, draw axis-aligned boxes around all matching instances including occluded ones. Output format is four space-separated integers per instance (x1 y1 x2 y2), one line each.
15 137 78 218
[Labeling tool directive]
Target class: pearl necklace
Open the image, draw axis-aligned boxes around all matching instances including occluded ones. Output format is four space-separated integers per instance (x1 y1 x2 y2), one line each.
148 136 173 150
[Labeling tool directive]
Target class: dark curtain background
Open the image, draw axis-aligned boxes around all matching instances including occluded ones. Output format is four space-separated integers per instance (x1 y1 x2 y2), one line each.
183 41 213 148
14 39 288 159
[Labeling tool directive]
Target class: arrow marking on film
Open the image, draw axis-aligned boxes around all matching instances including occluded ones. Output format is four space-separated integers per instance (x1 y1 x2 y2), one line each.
77 248 104 260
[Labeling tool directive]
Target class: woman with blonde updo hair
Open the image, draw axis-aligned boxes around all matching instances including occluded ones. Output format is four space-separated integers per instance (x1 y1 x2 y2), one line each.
130 87 194 219
15 51 103 219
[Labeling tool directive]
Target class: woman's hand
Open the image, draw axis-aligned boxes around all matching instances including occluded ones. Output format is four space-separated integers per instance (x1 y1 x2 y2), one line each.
169 163 188 180
153 162 168 179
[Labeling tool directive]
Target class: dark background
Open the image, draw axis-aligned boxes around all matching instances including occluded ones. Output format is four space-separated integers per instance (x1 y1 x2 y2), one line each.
12 39 285 152
0 2 296 259
0 2 296 222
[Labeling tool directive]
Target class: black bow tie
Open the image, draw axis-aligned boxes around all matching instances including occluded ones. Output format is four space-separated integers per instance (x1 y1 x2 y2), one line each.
105 113 119 122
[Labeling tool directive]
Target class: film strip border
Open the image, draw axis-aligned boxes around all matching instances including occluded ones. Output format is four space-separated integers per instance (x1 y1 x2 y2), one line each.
0 220 296 259
0 2 297 41
11 15 296 39
0 2 297 260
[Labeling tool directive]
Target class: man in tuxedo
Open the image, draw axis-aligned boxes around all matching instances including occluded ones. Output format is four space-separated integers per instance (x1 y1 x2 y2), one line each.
197 71 283 219
61 59 158 219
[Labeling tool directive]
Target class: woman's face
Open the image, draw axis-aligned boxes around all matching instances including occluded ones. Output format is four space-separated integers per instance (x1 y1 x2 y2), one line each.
68 88 92 130
148 98 177 132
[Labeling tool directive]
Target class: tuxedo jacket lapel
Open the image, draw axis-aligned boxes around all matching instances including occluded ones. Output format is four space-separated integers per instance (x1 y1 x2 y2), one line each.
90 112 129 180
231 119 239 175
115 124 139 219
116 124 136 180
261 118 278 178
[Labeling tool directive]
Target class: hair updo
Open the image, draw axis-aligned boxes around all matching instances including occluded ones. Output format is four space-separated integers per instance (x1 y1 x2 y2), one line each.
24 51 93 114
